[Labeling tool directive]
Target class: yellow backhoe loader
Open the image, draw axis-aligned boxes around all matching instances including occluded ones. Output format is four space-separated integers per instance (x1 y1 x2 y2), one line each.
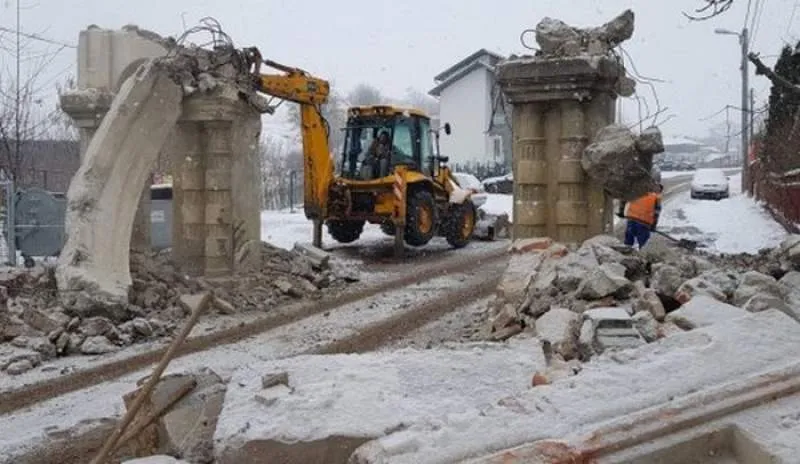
243 47 477 257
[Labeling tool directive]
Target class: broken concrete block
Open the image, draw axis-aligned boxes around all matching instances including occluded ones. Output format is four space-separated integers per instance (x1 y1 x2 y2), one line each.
80 335 118 355
27 336 57 360
635 126 665 155
262 371 289 389
554 249 598 293
254 384 292 407
509 237 554 254
666 295 748 330
779 270 800 288
535 18 581 55
22 307 69 334
632 310 659 342
633 288 666 322
535 307 578 360
582 307 644 355
674 275 728 304
0 313 25 342
292 242 330 270
56 58 183 307
79 316 115 337
581 124 658 201
576 263 633 300
179 292 212 315
213 343 544 464
778 234 800 267
5 358 34 375
212 296 237 315
124 368 225 464
732 270 784 307
131 317 153 337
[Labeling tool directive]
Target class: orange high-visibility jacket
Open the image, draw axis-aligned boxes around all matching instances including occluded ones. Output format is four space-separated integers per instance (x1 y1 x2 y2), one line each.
626 192 662 226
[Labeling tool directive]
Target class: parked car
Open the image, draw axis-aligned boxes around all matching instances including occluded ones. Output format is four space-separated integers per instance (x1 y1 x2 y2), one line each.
690 168 730 200
481 173 513 194
451 172 487 207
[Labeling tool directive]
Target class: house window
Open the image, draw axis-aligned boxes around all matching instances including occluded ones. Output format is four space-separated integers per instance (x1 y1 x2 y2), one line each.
492 136 502 162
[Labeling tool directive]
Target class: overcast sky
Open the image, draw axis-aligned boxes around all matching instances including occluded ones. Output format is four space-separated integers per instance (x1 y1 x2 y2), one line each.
0 0 796 138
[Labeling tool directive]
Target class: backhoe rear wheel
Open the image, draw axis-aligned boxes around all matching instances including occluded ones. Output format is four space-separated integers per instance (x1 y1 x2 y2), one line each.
445 201 476 249
405 190 436 247
326 219 364 243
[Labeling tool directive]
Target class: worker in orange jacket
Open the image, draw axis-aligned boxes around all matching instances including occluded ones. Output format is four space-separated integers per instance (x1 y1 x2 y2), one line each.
616 184 663 249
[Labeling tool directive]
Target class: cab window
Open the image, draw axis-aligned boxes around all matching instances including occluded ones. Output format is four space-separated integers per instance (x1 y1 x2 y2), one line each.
418 118 433 176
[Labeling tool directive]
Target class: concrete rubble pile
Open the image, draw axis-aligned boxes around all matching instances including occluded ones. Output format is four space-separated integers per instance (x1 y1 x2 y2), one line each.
485 234 800 377
0 241 358 376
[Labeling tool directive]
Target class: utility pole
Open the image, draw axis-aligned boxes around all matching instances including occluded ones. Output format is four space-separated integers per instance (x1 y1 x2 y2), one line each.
740 28 749 193
14 0 21 181
715 27 749 193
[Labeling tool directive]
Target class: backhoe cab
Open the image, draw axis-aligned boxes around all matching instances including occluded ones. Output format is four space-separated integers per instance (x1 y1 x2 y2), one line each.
327 106 476 256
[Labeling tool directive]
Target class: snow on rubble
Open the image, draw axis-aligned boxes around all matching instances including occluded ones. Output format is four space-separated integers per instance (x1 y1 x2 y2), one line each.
662 174 786 254
0 241 359 377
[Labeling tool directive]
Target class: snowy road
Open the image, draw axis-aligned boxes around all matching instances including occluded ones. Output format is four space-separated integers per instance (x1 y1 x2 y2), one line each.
660 173 787 254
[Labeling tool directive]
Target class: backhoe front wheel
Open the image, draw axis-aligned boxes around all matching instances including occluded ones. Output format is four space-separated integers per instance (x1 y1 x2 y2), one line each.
326 219 365 243
405 190 436 247
445 201 476 248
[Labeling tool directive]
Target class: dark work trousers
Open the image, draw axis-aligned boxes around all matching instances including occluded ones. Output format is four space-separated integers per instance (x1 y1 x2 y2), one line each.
624 220 652 248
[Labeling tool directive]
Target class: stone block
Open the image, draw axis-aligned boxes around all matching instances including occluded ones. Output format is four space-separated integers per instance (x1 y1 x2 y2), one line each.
666 295 748 330
213 343 544 464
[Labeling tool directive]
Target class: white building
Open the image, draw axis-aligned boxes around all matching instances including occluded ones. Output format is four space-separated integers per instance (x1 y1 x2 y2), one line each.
429 49 511 173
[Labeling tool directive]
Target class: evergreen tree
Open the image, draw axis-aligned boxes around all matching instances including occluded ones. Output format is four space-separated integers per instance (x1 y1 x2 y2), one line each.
764 43 800 172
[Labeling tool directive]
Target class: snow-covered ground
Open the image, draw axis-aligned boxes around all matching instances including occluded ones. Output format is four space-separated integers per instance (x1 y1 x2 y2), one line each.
261 196 515 252
480 194 512 221
260 209 386 251
661 173 786 254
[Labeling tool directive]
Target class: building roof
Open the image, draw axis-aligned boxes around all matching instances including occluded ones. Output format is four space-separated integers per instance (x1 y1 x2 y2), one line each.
434 48 504 82
429 49 505 97
429 61 496 97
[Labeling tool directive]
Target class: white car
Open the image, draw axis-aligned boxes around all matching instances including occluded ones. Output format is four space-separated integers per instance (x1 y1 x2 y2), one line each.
451 172 488 208
690 168 730 200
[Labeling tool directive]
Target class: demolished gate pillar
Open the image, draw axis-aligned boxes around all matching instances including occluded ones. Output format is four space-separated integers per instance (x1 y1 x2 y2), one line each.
497 56 624 243
171 89 262 277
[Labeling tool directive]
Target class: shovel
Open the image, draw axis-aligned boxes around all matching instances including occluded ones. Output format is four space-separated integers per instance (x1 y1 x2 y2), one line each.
652 229 700 251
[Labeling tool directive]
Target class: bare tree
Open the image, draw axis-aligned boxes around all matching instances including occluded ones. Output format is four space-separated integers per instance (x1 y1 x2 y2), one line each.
400 87 438 115
684 0 735 20
0 23 73 186
286 83 349 152
259 134 304 210
347 83 383 106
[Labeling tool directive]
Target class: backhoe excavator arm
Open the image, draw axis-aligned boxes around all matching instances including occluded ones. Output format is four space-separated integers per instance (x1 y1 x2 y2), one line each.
242 47 333 222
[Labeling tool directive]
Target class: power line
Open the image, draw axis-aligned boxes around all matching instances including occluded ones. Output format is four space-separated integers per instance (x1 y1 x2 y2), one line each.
787 0 799 36
0 26 75 49
750 0 767 48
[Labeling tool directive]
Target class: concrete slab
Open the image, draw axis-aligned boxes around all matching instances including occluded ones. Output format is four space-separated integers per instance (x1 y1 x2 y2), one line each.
213 341 545 464
666 295 748 330
349 310 800 464
56 59 182 305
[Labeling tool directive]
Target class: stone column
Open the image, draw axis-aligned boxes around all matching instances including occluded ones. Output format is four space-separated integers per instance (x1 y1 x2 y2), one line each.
172 89 262 277
497 56 623 243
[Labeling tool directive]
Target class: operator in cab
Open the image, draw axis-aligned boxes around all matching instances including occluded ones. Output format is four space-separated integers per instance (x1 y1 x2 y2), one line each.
616 183 663 249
